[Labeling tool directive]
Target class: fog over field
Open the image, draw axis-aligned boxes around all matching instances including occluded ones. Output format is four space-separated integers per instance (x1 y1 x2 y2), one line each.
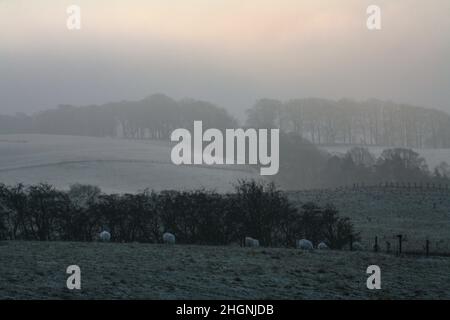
1 133 449 193
0 134 262 193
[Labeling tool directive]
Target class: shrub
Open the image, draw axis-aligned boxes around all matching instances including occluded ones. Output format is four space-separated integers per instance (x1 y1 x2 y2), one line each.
0 180 359 248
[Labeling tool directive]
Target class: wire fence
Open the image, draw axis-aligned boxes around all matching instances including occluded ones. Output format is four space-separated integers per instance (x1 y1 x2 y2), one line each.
351 235 450 257
351 182 450 191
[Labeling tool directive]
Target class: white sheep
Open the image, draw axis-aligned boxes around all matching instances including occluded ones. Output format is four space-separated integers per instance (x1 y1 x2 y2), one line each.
99 230 111 242
297 239 313 251
244 237 260 247
317 242 329 250
163 232 176 245
352 241 364 251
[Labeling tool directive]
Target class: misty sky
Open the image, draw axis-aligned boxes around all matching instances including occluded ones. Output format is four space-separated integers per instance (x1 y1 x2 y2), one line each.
1 0 449 119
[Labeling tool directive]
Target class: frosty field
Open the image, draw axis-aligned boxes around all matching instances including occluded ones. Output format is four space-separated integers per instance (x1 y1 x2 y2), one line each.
2 134 450 300
1 135 449 194
0 134 263 193
288 187 450 254
1 241 449 300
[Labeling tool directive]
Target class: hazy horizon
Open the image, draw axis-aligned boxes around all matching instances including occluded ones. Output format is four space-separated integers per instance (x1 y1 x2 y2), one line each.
1 0 449 118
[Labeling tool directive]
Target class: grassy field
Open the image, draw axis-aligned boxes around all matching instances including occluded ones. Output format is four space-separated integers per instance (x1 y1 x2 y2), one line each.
288 187 450 254
1 241 449 300
0 134 263 193
2 135 450 300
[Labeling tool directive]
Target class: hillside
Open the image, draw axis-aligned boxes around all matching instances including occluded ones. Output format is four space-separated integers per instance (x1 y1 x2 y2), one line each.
1 241 449 299
0 134 263 193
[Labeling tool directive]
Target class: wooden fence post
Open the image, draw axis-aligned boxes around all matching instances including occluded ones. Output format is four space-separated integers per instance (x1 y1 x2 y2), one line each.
397 234 403 255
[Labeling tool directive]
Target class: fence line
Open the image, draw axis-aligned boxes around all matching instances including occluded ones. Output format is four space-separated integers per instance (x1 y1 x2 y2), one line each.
350 182 450 190
354 235 450 258
287 182 450 194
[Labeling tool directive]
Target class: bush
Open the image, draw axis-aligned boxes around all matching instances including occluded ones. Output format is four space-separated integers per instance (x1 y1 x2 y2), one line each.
0 180 359 248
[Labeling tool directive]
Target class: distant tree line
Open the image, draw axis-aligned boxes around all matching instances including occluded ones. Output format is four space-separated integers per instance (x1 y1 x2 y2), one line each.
2 95 450 149
247 98 450 148
0 94 237 139
321 147 450 188
2 94 449 190
0 180 358 249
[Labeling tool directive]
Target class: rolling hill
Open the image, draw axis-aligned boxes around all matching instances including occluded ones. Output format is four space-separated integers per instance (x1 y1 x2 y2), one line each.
0 134 264 193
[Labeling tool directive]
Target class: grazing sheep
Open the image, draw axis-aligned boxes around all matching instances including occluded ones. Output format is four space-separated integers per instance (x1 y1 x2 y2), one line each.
317 242 329 250
99 230 111 242
163 232 176 245
245 237 260 247
296 239 313 251
352 241 364 251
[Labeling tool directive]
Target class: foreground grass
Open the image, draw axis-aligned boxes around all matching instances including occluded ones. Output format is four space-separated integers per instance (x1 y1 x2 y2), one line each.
0 241 449 299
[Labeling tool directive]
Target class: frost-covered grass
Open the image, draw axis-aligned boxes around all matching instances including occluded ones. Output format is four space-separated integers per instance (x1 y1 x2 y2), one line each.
0 134 263 193
0 241 449 299
2 135 450 299
289 187 450 253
